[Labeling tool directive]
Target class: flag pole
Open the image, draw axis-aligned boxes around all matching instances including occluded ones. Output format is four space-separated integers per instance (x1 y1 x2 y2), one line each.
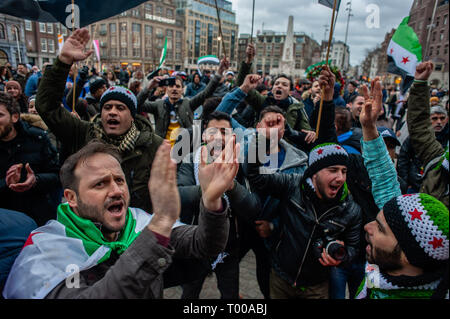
250 0 255 44
214 0 227 59
316 0 338 137
71 0 78 114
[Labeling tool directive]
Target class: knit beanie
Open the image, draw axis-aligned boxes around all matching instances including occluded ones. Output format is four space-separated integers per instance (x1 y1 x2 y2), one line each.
99 86 137 118
383 193 449 270
304 143 349 178
5 80 22 92
89 76 107 94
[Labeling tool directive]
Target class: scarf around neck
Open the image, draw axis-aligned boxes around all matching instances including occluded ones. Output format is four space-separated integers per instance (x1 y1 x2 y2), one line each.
57 203 141 264
93 120 140 154
355 263 446 299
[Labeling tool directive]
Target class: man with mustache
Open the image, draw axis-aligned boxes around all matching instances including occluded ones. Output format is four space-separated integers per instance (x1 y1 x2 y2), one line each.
3 138 239 299
235 43 314 136
177 111 260 299
245 66 362 299
356 75 448 299
35 28 163 213
0 92 60 226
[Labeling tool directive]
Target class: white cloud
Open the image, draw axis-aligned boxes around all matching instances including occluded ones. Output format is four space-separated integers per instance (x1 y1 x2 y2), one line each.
230 0 414 66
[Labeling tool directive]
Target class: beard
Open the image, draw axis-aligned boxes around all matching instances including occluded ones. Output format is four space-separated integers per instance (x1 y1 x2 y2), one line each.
76 196 128 234
0 121 14 140
367 242 403 272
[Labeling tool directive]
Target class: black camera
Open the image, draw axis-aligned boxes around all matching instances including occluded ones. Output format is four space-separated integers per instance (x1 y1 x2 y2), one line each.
313 236 347 261
159 77 176 87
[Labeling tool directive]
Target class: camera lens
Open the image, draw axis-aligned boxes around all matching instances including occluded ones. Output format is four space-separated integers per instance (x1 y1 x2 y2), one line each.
326 241 347 261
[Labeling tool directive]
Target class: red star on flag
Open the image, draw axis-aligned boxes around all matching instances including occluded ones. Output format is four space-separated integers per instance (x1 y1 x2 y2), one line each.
408 208 423 221
403 194 414 197
429 237 444 249
401 57 410 64
390 48 394 54
317 149 323 155
335 146 341 150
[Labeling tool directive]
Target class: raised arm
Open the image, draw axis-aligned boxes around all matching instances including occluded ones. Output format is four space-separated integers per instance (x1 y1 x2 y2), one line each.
359 78 401 210
407 61 444 166
35 28 92 147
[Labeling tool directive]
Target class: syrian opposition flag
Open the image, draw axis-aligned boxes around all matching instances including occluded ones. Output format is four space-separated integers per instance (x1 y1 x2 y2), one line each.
387 17 422 95
318 0 341 11
196 55 220 76
158 37 168 68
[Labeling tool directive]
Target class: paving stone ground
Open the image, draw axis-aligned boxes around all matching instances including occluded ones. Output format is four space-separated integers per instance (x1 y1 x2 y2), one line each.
163 250 264 299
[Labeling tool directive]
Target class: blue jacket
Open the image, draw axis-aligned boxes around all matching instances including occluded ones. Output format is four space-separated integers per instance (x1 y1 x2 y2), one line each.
24 72 41 97
185 82 206 98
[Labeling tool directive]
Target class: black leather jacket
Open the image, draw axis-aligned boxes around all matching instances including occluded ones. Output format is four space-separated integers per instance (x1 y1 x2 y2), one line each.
247 161 362 287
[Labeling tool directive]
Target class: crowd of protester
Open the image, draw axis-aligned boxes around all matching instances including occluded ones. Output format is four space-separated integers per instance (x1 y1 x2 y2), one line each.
0 28 448 300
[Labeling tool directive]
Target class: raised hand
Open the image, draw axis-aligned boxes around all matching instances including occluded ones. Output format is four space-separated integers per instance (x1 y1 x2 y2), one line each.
301 129 317 144
148 140 181 237
218 57 230 76
414 61 434 81
59 28 94 65
245 43 256 64
199 135 240 211
318 65 336 101
240 74 261 94
360 77 383 141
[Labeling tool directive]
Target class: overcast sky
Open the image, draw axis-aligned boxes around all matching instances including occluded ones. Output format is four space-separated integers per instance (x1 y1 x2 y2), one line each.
231 0 414 66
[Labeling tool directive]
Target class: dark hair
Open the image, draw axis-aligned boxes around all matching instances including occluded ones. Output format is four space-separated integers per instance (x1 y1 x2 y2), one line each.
349 81 358 88
259 105 286 122
256 84 268 93
0 92 20 115
128 80 142 96
17 63 27 68
335 106 352 133
273 74 293 90
349 93 363 104
203 110 231 129
201 97 223 120
59 140 122 193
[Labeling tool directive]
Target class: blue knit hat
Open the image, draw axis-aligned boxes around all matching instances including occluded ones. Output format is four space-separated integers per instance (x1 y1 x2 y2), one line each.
99 86 137 118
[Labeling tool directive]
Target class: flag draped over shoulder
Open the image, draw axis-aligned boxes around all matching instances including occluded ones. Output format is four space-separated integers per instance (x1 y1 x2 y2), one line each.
387 17 423 95
0 0 148 28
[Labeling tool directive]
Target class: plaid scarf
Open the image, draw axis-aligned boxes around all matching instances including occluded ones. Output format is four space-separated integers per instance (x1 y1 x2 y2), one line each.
92 120 140 154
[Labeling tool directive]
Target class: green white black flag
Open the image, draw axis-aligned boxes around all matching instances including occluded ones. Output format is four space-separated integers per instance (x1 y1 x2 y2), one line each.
387 17 422 95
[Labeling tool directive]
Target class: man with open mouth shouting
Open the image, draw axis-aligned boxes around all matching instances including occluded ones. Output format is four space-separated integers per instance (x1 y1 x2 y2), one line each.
35 28 163 214
3 136 240 299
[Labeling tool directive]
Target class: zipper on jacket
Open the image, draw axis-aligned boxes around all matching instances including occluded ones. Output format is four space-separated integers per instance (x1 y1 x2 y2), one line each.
293 204 339 287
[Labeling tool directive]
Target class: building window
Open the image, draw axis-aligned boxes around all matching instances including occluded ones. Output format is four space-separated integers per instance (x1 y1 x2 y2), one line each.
41 38 47 52
167 9 173 18
39 23 46 33
440 31 444 41
156 6 163 15
61 24 68 36
120 48 127 56
47 23 53 34
48 39 55 53
133 48 140 57
145 3 153 12
11 26 20 41
132 23 141 48
444 15 448 25
145 25 152 35
110 23 117 34
25 20 32 31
